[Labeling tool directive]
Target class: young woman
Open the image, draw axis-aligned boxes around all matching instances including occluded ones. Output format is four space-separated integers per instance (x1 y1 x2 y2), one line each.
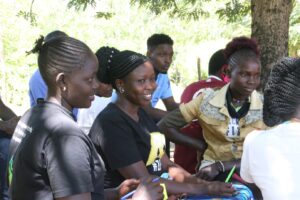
9 36 163 200
89 49 235 197
241 57 300 200
158 36 266 182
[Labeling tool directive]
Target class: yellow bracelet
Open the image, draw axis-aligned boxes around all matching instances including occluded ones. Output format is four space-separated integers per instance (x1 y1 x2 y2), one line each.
160 183 168 200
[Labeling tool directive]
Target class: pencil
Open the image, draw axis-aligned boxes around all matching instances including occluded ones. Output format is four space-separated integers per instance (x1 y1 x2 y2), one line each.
225 164 236 183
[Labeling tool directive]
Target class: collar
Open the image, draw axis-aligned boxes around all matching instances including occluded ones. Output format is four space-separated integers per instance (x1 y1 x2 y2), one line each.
209 83 262 111
207 75 222 81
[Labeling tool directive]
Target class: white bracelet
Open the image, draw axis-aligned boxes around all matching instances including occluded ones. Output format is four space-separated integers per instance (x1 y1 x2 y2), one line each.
217 161 225 172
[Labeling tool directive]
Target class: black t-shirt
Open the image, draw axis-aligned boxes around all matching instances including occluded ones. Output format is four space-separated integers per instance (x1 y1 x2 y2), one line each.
9 102 105 200
89 103 166 188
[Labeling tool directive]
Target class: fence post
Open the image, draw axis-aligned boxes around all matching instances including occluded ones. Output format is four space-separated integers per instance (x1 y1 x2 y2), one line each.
197 57 201 80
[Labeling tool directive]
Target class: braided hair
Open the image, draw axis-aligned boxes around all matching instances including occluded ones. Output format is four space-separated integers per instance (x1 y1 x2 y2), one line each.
28 36 94 87
95 46 120 84
99 49 149 90
44 30 67 42
147 33 174 51
224 36 260 71
263 57 300 127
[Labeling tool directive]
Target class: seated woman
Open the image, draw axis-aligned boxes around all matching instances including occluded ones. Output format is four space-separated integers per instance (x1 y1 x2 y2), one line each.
89 49 235 197
158 36 266 182
241 57 300 200
9 35 163 200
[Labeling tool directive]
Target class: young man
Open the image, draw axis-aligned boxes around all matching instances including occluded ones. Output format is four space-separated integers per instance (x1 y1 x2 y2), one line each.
144 33 179 122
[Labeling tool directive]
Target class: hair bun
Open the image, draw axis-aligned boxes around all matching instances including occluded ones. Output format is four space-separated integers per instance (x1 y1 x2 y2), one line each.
27 35 45 55
224 36 259 60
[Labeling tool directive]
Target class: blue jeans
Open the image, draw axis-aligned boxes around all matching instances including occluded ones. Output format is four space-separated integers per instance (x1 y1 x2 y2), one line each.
0 131 10 200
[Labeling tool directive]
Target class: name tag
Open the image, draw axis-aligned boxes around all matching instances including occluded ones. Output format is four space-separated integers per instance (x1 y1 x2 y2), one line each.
226 118 240 138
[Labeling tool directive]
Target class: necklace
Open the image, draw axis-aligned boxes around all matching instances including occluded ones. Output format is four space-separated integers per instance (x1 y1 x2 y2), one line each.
232 98 245 104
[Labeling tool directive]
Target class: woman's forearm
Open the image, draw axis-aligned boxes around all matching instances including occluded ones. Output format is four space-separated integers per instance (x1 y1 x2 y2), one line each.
104 188 118 200
158 108 206 151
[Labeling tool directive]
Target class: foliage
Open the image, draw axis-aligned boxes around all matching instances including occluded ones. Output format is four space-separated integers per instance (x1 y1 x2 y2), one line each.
63 0 250 21
17 10 37 26
95 11 114 19
131 0 211 20
216 0 250 22
289 1 300 56
16 0 37 26
67 0 96 10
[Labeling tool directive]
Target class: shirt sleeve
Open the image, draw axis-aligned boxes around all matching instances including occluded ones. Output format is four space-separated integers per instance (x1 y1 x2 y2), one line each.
97 116 143 170
157 108 187 129
29 70 47 107
179 94 204 123
110 90 118 103
240 131 258 183
180 83 196 103
45 134 94 198
160 75 173 100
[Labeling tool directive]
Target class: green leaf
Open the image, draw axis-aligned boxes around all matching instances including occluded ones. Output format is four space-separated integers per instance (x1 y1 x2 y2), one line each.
67 0 96 10
95 11 114 19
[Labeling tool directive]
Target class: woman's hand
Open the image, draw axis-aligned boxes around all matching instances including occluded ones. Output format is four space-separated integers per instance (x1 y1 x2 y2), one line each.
132 178 163 200
196 163 220 181
117 179 140 198
204 181 235 197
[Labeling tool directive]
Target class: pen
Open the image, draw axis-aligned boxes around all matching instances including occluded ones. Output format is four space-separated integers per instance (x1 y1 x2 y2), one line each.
120 177 160 200
225 164 236 183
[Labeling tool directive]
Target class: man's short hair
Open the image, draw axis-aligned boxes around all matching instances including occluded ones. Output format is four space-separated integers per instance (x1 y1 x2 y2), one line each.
208 49 227 75
147 33 173 51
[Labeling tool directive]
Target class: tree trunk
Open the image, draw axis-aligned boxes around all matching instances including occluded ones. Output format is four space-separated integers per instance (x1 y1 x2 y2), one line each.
251 0 293 90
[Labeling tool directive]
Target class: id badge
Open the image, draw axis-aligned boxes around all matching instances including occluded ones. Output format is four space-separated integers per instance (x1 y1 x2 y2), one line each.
226 118 240 138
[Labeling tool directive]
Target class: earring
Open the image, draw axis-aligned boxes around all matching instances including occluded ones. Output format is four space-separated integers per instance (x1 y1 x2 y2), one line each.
62 86 67 91
119 87 125 94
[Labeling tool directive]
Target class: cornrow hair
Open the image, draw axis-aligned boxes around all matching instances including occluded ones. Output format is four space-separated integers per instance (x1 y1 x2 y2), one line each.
95 46 120 84
44 30 67 42
101 50 149 89
31 36 93 86
147 33 173 51
27 30 68 55
224 36 260 70
263 57 300 127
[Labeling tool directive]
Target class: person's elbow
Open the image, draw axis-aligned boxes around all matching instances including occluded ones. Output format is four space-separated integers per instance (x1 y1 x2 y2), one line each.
157 117 168 133
162 97 179 111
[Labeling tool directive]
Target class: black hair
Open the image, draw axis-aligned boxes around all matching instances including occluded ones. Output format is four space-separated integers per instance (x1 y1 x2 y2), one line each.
100 50 149 89
44 30 68 42
208 49 227 75
224 36 260 70
95 46 120 84
28 36 94 87
147 33 174 51
263 57 300 127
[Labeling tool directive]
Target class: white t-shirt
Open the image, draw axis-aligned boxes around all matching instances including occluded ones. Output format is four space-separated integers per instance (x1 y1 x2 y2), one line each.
241 122 300 200
77 96 111 135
